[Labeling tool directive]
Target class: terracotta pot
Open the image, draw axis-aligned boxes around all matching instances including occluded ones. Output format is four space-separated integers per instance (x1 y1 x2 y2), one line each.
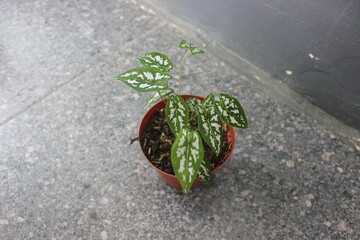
138 95 236 190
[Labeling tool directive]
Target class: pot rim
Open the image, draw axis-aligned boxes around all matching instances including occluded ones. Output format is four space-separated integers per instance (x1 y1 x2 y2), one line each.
138 94 236 178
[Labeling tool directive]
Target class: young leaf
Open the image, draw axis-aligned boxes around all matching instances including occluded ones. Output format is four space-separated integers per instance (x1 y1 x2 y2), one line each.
179 40 188 49
197 154 212 184
186 97 202 114
188 43 205 55
143 88 174 110
165 95 189 136
114 67 171 92
171 128 204 193
215 93 248 128
138 52 173 72
197 104 223 155
178 39 204 55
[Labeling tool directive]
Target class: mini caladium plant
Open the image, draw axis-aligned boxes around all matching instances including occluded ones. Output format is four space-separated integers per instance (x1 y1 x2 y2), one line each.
197 95 223 155
115 67 171 92
165 95 189 136
138 52 173 72
171 128 204 192
215 94 248 128
179 40 205 55
114 40 248 193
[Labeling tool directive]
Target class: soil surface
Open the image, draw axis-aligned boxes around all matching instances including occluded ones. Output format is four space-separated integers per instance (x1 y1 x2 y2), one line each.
140 108 231 175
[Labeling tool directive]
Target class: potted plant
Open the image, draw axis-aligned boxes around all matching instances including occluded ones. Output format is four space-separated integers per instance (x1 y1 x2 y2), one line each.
114 40 248 193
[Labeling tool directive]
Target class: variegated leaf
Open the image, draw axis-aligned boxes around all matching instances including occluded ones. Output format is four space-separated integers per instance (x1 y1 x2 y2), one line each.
178 39 204 55
197 104 223 155
115 67 171 92
171 128 204 193
186 97 202 114
165 95 189 136
138 52 173 72
188 43 205 55
143 88 174 110
202 94 214 106
215 93 248 128
197 154 212 183
179 40 189 49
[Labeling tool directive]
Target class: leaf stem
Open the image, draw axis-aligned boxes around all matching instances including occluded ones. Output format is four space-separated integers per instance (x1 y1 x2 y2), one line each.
157 90 167 104
189 114 198 122
178 50 191 95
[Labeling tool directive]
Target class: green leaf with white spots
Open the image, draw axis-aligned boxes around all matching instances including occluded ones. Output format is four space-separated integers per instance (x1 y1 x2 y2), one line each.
115 67 171 92
178 40 204 55
171 128 204 193
215 93 248 129
138 52 173 72
197 103 223 155
197 154 212 184
202 94 214 106
165 95 189 136
188 43 205 55
186 97 202 114
143 88 174 110
179 40 189 49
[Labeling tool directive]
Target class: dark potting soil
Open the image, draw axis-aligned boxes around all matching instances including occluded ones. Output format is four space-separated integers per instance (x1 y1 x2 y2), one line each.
140 108 232 175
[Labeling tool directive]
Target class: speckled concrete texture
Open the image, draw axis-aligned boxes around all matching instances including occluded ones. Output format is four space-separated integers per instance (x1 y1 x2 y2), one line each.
0 1 359 240
0 0 161 124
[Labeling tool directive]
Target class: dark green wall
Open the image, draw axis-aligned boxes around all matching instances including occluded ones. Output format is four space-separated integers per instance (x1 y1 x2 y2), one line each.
146 0 360 129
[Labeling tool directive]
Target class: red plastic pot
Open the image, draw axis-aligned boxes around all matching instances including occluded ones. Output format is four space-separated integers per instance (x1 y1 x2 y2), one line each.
138 95 236 190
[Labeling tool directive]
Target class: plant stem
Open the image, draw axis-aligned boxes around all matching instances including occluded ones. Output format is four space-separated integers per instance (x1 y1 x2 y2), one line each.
157 90 166 104
188 113 199 131
178 50 191 95
188 114 198 122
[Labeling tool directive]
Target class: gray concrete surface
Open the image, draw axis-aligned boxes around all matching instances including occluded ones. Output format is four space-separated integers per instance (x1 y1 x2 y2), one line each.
0 1 359 239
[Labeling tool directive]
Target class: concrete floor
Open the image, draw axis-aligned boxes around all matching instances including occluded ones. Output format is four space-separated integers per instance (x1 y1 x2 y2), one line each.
0 1 359 239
